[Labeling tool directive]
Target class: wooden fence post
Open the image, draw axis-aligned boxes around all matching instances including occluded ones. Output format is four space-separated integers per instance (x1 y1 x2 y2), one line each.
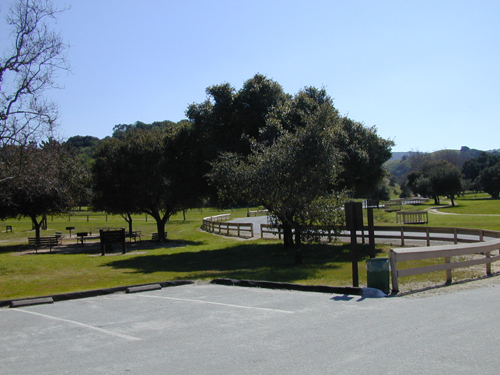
445 257 452 283
390 250 399 293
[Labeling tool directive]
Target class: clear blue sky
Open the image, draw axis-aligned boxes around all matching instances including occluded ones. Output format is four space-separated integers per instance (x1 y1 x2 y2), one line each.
4 0 500 152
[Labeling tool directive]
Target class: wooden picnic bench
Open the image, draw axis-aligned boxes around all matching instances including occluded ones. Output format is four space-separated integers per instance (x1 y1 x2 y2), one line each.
396 211 429 224
151 232 167 241
28 236 60 253
126 231 142 242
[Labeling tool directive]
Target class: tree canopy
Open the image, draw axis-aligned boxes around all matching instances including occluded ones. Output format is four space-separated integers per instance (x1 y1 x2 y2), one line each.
209 85 391 262
187 76 393 205
407 160 462 206
0 140 88 237
478 162 500 199
92 127 202 240
0 0 69 149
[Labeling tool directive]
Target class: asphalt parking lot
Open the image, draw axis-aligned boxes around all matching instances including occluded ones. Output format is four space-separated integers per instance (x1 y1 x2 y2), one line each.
2 282 500 374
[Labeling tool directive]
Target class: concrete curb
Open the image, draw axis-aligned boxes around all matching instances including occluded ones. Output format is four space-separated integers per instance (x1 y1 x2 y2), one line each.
10 297 54 308
1 279 363 308
1 280 194 308
126 283 162 293
211 278 363 296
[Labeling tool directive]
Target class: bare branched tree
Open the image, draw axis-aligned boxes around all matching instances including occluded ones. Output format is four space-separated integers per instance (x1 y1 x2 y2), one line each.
0 0 69 148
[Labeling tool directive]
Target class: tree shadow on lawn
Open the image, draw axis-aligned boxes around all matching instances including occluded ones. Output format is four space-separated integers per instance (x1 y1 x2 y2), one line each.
102 242 381 283
3 239 206 256
0 244 31 254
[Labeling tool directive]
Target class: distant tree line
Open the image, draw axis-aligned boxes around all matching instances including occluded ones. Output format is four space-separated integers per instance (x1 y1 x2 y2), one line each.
399 149 500 203
462 152 500 199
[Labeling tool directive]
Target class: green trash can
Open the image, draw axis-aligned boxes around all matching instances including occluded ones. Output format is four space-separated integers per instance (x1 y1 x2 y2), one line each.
366 258 390 294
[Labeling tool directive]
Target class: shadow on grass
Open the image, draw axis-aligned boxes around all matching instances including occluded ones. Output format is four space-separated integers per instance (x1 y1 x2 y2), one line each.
2 239 206 256
57 239 207 255
102 242 382 283
0 244 31 254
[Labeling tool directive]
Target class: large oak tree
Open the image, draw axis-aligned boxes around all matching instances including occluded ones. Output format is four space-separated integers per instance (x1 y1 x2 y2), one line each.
407 160 462 206
92 127 200 241
209 87 390 263
0 140 88 238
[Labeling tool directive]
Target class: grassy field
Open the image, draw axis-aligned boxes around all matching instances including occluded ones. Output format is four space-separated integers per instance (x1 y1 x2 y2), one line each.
0 194 499 300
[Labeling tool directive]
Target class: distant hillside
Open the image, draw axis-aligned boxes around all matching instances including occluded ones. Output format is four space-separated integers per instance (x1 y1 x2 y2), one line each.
388 152 411 161
385 146 497 184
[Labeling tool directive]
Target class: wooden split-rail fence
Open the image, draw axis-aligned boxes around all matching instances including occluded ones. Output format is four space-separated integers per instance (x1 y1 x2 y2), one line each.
202 214 254 238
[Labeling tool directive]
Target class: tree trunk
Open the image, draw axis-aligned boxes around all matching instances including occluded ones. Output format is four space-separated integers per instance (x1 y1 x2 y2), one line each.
121 213 133 233
31 215 41 239
150 211 169 241
156 219 167 241
282 222 293 249
123 213 133 234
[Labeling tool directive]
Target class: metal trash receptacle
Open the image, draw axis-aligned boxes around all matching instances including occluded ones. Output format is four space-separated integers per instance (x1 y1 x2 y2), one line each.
366 258 390 294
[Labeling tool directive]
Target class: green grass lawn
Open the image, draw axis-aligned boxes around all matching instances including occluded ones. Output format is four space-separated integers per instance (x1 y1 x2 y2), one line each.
372 193 500 230
1 196 499 300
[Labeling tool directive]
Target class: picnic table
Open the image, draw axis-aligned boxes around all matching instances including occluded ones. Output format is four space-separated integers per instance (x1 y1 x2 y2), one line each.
76 232 91 245
28 236 60 253
126 231 142 242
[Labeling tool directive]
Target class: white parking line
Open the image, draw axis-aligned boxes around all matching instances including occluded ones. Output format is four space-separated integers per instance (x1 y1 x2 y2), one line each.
14 309 141 341
137 294 294 314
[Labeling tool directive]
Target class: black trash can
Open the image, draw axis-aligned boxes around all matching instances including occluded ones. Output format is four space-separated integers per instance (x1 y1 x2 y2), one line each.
366 258 390 294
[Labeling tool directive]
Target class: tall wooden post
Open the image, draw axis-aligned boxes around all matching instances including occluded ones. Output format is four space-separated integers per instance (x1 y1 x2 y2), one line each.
367 207 375 258
345 201 363 287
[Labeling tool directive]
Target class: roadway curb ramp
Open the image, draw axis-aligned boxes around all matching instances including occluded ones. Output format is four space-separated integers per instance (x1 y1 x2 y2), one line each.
126 284 162 293
2 280 194 308
211 278 364 296
10 297 54 308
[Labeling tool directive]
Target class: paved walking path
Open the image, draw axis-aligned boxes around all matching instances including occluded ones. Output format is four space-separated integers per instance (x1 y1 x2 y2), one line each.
229 215 268 237
229 215 499 243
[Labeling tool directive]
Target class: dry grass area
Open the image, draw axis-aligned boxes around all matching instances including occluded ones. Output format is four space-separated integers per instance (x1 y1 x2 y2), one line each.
397 257 500 298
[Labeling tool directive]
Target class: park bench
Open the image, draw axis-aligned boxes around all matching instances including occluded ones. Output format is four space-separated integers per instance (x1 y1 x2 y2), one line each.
28 236 60 253
151 232 167 241
383 201 402 212
396 211 429 224
55 232 64 245
126 231 142 242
